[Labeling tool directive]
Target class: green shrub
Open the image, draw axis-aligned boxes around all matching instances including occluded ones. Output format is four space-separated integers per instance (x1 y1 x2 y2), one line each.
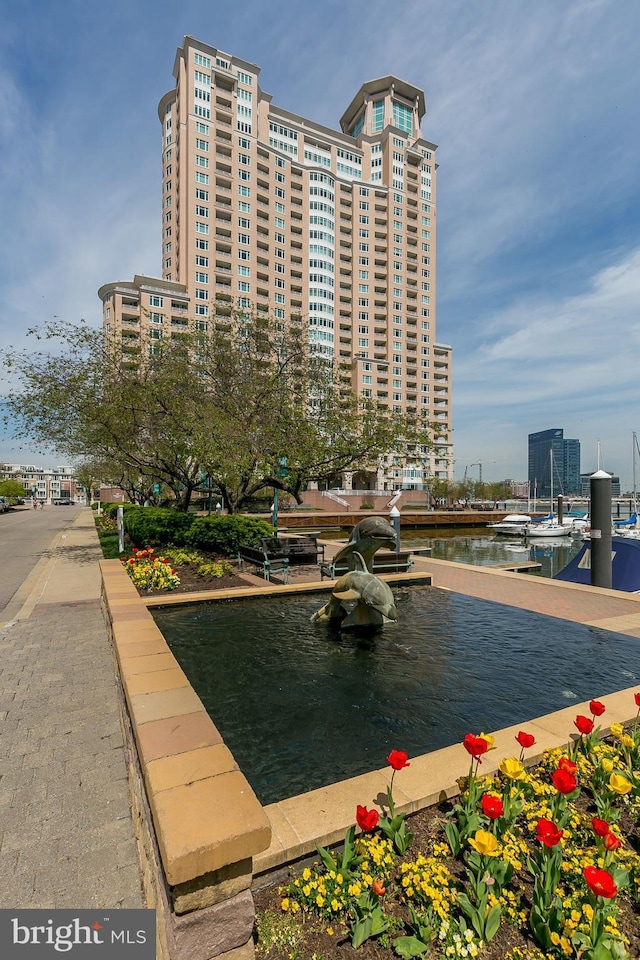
123 506 194 546
100 502 138 519
185 515 274 555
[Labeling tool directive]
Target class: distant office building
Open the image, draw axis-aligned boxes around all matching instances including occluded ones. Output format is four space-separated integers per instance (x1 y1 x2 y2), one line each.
579 472 621 497
98 35 453 488
528 428 581 497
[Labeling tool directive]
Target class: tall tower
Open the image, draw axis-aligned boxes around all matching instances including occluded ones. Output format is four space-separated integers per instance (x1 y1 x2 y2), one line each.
99 36 453 488
528 428 581 497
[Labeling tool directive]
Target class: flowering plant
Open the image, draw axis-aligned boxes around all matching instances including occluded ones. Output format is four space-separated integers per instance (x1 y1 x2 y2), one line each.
121 548 180 591
273 695 640 959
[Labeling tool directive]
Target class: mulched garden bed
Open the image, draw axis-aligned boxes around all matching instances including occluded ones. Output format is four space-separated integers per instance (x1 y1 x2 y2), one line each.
140 560 250 596
252 734 640 960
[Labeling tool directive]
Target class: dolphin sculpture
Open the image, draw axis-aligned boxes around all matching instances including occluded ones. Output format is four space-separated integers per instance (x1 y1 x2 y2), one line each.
312 551 397 629
331 515 397 573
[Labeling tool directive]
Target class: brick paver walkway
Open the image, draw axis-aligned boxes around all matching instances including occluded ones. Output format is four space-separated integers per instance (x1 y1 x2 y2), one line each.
0 512 143 908
409 555 640 636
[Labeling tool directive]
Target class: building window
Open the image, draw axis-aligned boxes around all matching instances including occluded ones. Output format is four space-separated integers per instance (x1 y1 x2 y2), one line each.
149 295 163 307
372 100 384 132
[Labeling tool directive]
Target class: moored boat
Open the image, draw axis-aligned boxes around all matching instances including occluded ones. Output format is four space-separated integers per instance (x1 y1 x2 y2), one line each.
487 514 531 536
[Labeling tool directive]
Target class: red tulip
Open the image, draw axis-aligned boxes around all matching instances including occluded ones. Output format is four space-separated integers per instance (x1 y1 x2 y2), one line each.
552 768 577 794
604 832 622 851
574 715 594 735
356 805 379 832
480 794 504 820
515 731 536 749
592 817 611 838
463 734 489 759
372 879 386 896
589 700 606 717
535 818 564 847
386 749 410 771
558 756 577 775
634 692 640 707
584 865 617 899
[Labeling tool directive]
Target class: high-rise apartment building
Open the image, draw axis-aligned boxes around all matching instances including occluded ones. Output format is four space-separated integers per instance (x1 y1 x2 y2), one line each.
528 428 581 497
99 36 453 488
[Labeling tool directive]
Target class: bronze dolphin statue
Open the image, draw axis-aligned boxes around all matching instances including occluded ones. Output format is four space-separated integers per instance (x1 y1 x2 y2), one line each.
312 551 397 629
331 516 397 572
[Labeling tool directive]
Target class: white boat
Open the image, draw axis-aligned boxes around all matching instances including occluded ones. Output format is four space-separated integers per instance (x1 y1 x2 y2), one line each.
525 449 572 537
487 514 532 536
525 520 572 538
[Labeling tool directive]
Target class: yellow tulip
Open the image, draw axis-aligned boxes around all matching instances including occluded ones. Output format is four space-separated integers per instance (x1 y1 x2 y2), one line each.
479 732 496 751
620 734 634 748
609 772 632 795
499 757 526 780
609 723 624 739
468 829 501 857
601 758 614 774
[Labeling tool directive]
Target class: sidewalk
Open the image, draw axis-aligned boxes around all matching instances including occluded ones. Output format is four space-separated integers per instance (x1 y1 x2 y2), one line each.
0 510 143 908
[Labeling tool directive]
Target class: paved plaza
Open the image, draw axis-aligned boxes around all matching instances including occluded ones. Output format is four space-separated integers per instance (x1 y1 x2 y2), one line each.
0 508 143 908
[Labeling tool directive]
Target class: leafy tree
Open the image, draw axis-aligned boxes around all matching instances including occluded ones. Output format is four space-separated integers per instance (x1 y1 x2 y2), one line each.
0 479 26 499
1 305 437 512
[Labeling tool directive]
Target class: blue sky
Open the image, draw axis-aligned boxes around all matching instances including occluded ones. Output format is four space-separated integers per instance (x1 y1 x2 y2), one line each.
1 0 639 488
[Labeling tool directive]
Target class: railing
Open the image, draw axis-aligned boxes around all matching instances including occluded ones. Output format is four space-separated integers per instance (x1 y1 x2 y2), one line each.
321 491 350 507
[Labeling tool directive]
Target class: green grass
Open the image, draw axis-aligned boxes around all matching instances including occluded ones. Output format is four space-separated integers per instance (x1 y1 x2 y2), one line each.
97 531 125 559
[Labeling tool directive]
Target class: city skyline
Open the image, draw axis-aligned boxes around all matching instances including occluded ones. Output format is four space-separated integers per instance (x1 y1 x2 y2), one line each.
1 1 639 486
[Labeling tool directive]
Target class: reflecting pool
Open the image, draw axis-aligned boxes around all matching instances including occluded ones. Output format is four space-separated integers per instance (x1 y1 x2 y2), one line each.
153 588 640 805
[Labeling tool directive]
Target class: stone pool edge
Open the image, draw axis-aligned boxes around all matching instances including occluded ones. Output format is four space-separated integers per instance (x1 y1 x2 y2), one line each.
100 558 640 958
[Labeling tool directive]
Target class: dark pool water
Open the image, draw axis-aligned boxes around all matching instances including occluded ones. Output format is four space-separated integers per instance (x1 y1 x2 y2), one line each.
153 588 640 805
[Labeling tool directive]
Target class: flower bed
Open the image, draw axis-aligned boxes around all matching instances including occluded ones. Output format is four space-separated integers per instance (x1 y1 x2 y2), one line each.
120 545 248 594
254 698 640 960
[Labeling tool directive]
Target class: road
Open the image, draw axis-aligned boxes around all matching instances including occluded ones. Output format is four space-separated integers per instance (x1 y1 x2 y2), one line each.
0 503 84 621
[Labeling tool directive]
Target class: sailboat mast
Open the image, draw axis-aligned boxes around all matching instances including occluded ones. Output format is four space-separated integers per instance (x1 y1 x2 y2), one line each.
633 431 638 514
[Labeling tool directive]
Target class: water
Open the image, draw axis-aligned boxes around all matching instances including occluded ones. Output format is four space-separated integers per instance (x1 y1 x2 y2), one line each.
319 527 583 578
153 588 640 805
408 531 582 578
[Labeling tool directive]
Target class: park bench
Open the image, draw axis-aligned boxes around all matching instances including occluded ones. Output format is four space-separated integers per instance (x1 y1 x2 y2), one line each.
237 535 325 583
319 550 414 580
